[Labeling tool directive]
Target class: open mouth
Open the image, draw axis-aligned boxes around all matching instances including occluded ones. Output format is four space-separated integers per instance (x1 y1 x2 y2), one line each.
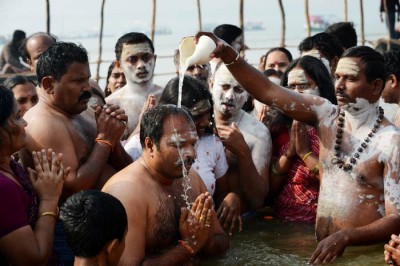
222 102 234 108
136 72 149 78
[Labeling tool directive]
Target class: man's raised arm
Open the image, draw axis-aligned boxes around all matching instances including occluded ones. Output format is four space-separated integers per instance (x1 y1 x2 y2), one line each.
195 32 324 126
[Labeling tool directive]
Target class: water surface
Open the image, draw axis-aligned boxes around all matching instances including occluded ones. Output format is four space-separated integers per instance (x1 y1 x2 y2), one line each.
197 216 385 266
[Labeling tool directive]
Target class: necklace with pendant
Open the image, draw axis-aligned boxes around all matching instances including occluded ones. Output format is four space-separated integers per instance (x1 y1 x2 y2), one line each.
331 107 384 171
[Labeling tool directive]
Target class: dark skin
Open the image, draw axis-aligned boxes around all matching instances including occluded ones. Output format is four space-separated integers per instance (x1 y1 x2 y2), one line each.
385 234 400 265
194 32 400 264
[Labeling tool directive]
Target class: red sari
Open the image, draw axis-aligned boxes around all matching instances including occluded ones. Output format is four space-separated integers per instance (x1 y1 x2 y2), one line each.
273 126 320 223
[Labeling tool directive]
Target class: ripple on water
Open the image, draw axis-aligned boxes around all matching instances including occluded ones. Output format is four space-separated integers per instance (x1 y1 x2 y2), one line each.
196 217 386 266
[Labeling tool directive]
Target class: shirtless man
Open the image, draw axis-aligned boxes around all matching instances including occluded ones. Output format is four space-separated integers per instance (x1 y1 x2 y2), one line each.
0 30 29 74
20 32 57 72
102 105 229 265
105 32 163 138
21 42 132 199
210 64 271 211
21 42 132 265
197 32 400 264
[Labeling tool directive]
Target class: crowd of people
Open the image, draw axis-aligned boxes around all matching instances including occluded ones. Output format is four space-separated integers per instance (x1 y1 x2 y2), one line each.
1 21 400 265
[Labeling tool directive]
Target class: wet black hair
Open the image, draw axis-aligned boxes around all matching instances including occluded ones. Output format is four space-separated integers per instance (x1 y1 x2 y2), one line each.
342 46 387 84
60 190 127 258
160 75 216 135
36 42 88 86
115 32 154 61
140 104 193 149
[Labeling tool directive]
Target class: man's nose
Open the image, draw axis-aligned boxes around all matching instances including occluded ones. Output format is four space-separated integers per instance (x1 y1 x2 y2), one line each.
225 88 235 100
136 59 146 68
335 78 344 91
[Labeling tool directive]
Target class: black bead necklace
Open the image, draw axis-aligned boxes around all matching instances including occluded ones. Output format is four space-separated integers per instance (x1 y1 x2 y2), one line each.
331 106 384 171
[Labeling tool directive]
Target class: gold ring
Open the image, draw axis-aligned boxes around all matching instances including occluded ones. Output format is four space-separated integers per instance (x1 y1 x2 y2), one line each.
205 223 211 227
199 215 205 221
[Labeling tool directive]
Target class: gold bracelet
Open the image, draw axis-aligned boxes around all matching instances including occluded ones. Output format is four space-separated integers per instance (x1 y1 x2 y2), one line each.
224 52 240 66
95 138 113 151
271 163 284 176
39 207 59 219
311 164 319 175
301 151 313 162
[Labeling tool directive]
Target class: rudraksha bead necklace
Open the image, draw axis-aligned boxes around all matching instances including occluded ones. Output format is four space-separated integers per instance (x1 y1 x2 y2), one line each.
331 107 384 171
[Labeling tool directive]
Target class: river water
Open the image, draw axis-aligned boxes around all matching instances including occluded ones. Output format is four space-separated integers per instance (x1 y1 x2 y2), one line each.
197 216 385 266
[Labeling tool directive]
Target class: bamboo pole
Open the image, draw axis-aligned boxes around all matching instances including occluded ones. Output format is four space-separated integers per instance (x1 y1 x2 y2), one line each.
151 0 156 42
239 0 244 56
360 0 365 46
383 0 391 50
95 0 106 83
197 0 202 31
344 0 348 22
305 0 311 37
278 0 286 47
45 0 50 33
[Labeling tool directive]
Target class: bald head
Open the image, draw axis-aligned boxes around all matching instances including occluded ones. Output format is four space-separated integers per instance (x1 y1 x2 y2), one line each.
25 33 56 72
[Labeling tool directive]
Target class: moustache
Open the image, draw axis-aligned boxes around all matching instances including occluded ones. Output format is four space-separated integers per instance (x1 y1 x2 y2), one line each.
79 91 92 101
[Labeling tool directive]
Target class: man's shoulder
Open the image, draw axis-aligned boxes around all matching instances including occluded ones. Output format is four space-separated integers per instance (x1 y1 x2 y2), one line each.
103 162 146 195
105 87 125 102
24 104 64 128
240 111 270 136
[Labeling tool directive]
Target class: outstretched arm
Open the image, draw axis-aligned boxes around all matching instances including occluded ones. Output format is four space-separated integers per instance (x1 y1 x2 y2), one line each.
195 32 325 127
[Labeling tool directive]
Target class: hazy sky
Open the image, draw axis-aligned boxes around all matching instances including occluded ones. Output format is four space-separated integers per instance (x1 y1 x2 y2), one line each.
0 0 387 86
0 0 386 40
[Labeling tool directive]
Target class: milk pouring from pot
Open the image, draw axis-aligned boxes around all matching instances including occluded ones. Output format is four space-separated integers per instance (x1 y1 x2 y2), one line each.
177 36 216 108
179 36 216 70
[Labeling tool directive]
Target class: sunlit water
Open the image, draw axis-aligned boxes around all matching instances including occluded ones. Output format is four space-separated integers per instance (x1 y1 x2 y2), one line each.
195 216 385 266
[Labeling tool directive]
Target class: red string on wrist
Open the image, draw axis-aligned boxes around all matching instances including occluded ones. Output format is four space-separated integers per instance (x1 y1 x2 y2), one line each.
178 240 195 254
95 138 113 151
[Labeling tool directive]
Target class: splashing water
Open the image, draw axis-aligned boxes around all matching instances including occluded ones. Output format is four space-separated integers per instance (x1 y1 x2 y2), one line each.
171 120 192 210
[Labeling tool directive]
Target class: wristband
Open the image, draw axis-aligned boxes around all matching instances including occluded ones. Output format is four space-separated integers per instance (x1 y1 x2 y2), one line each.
224 52 240 66
178 240 195 254
95 138 113 150
39 207 59 219
301 151 313 162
